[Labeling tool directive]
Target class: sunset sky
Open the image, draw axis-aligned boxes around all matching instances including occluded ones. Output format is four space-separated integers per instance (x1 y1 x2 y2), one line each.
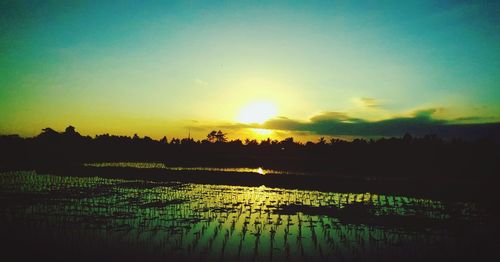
1 1 499 141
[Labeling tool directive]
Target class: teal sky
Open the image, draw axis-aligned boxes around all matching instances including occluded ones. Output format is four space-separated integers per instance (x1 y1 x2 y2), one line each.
1 1 499 140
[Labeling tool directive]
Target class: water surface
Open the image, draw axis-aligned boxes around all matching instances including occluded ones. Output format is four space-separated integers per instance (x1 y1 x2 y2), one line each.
0 171 489 261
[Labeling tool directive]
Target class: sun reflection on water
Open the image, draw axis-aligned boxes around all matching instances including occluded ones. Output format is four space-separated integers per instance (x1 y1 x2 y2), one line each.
85 162 277 175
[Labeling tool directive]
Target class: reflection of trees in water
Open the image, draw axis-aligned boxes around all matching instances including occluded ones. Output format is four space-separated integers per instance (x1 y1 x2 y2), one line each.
0 171 489 261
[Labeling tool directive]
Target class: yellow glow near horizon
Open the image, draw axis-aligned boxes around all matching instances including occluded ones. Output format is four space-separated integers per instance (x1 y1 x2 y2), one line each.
237 101 278 124
252 128 273 135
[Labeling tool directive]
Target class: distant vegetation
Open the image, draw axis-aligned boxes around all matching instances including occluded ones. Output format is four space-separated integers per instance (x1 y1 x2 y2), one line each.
1 126 499 180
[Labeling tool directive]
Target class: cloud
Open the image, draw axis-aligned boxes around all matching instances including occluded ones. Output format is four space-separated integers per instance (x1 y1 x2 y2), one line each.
186 109 500 140
255 109 500 140
453 116 499 123
353 97 382 109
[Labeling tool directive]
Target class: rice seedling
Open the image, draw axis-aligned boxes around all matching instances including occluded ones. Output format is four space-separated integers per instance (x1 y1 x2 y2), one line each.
0 170 493 261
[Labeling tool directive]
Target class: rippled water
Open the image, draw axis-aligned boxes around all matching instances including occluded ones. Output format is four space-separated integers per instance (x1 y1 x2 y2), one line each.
0 171 487 261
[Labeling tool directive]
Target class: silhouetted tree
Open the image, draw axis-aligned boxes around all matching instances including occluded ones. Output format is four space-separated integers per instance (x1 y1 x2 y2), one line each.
64 126 79 136
215 130 227 142
280 137 295 148
207 130 217 143
181 138 195 145
207 130 227 143
245 139 258 146
229 139 243 146
260 138 271 146
39 127 58 136
403 133 413 143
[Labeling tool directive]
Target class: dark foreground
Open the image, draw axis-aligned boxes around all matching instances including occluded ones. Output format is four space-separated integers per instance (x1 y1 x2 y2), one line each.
1 169 498 261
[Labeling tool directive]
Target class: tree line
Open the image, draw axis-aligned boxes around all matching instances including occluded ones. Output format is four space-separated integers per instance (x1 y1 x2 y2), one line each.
1 126 499 180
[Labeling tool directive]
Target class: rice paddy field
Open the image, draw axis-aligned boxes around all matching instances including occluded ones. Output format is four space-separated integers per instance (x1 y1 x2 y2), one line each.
0 170 496 261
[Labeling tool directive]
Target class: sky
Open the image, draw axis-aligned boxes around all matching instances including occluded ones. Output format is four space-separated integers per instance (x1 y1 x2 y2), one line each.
1 0 500 141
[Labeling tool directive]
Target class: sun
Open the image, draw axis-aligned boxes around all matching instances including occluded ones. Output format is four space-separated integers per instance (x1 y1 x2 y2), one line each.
237 101 277 124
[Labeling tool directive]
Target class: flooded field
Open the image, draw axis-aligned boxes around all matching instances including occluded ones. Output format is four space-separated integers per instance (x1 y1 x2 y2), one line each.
84 162 294 175
0 171 493 261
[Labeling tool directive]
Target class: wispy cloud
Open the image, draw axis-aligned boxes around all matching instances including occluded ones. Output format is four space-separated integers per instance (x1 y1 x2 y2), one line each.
353 97 381 109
